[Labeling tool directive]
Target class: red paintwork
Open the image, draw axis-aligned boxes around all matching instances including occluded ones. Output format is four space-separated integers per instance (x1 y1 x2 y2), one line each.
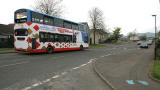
26 22 32 26
15 47 88 53
15 48 46 53
33 25 39 31
27 38 32 43
36 42 40 48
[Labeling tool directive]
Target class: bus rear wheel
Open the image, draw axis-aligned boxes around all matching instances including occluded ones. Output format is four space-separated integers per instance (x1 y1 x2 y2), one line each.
46 46 53 54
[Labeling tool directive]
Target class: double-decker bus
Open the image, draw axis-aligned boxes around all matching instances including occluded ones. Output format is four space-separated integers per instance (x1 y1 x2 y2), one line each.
14 8 89 53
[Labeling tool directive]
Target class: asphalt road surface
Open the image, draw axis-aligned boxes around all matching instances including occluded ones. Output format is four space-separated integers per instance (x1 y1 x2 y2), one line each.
0 42 152 90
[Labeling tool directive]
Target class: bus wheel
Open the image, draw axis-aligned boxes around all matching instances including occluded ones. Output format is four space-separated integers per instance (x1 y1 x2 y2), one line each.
80 45 83 51
46 46 53 54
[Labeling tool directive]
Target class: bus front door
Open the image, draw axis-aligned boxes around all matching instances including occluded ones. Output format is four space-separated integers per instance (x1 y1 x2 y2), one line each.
32 38 36 49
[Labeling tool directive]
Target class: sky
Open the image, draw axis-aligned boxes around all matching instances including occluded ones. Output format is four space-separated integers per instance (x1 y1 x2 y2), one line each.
0 0 160 35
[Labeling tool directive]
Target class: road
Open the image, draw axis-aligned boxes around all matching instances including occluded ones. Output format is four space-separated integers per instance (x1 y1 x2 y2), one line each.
0 42 156 90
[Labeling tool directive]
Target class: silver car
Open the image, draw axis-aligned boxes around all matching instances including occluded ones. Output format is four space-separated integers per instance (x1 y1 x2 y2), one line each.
139 42 148 48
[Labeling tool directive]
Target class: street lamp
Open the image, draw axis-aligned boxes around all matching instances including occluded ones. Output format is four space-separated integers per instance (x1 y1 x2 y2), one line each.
152 15 157 60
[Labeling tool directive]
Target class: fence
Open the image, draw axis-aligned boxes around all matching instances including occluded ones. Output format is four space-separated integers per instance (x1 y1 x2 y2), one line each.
0 36 14 48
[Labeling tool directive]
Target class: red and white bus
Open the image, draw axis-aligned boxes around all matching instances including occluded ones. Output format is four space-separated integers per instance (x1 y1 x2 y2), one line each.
14 9 89 53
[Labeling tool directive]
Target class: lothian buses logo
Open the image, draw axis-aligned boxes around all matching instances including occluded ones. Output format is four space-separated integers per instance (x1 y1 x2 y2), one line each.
57 28 73 34
39 25 56 31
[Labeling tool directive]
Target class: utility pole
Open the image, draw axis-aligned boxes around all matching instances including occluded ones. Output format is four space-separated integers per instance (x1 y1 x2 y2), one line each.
152 15 157 60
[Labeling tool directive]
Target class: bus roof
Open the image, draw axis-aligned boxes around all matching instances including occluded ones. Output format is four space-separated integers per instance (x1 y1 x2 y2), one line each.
15 8 85 26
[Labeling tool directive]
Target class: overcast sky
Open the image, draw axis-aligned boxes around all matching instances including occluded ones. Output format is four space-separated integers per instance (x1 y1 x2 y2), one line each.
0 0 160 35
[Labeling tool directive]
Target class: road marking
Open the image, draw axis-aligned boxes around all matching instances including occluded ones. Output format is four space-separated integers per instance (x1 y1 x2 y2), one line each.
32 82 42 87
87 60 93 64
61 72 67 75
22 74 60 90
105 54 111 56
80 64 87 67
138 80 149 86
126 80 135 85
90 58 97 61
0 61 29 68
22 57 99 90
52 75 60 79
100 56 105 58
22 87 32 90
72 66 80 70
42 79 51 83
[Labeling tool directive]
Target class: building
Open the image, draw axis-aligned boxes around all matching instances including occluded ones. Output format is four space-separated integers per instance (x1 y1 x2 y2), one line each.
129 36 139 41
80 22 109 44
89 29 108 44
0 24 14 48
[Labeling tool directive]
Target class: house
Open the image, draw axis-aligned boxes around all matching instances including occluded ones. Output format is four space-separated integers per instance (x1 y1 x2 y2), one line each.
129 36 139 41
89 29 108 44
0 24 14 48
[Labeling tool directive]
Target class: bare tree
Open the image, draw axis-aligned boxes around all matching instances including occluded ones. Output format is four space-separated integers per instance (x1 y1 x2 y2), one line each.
89 7 105 44
33 0 63 17
127 29 137 40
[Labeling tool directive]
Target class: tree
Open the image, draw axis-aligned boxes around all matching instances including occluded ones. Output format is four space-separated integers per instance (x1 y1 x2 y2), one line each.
111 27 122 41
33 0 63 17
89 7 105 44
127 30 137 39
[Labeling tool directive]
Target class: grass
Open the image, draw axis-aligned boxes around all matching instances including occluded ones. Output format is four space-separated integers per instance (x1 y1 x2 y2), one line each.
89 44 106 48
152 61 160 80
0 48 13 51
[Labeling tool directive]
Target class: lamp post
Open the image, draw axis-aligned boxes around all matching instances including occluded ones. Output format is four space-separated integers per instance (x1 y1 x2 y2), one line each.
152 15 157 60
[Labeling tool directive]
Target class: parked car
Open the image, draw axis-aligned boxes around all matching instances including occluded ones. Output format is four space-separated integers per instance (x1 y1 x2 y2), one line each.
139 42 148 48
146 40 152 45
137 41 142 45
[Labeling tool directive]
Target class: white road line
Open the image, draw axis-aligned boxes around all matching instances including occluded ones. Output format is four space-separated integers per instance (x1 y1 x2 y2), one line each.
32 82 42 87
61 72 67 75
90 58 96 61
22 74 61 90
0 61 29 68
72 66 80 70
42 79 51 83
22 57 102 90
100 56 105 58
22 87 32 90
80 64 87 67
52 75 60 79
87 60 93 64
105 54 111 56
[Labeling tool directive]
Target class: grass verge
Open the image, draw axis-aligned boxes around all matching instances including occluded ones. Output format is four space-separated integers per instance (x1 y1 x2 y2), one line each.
152 61 160 80
89 44 106 48
0 48 13 51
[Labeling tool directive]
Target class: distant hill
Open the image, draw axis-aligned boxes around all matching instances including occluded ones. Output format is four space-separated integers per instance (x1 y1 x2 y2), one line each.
137 32 155 38
0 24 14 35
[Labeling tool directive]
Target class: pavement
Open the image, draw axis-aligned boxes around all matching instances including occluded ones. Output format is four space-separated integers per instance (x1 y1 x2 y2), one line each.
94 44 160 90
0 49 16 54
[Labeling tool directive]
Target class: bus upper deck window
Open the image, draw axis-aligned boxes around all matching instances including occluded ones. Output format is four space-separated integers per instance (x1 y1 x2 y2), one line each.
15 10 27 23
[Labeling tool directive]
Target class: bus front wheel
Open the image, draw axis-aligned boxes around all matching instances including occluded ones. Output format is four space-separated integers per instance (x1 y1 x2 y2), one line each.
46 46 53 54
80 45 83 51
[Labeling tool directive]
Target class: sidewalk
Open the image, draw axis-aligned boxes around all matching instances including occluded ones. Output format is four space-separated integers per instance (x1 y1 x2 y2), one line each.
0 49 16 54
94 45 160 90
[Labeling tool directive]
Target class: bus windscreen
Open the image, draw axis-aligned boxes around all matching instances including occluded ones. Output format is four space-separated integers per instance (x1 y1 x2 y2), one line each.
15 29 28 36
